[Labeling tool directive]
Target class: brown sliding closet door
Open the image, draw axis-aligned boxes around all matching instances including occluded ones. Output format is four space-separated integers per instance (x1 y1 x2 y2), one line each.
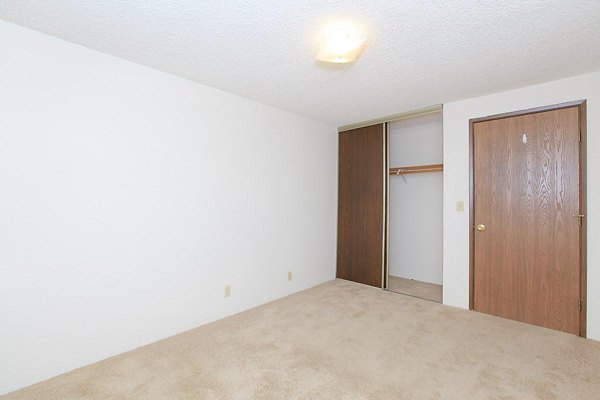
337 124 385 287
471 101 586 336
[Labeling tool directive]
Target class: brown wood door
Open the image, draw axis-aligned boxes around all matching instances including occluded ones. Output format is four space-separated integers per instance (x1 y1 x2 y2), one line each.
472 105 584 335
337 124 385 287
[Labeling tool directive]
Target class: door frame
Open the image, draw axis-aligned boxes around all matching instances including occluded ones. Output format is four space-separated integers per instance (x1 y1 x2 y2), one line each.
468 100 587 337
383 122 389 289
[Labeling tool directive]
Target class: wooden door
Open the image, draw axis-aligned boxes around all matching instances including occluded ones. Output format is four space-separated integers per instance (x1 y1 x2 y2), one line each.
471 103 585 335
337 124 385 287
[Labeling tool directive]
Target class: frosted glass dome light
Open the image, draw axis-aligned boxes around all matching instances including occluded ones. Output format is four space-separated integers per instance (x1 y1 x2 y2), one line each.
316 21 367 64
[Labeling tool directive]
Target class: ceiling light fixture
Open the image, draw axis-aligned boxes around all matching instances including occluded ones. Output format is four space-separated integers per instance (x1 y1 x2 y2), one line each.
316 20 367 64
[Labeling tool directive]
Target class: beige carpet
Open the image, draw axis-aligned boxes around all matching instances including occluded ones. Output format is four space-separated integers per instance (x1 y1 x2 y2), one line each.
388 275 443 303
3 279 600 400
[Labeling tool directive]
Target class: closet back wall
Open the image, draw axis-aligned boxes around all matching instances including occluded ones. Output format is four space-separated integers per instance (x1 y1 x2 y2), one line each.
0 21 337 394
388 114 443 285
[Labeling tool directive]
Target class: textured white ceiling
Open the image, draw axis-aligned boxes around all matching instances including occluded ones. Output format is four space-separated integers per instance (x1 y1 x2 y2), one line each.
2 1 600 126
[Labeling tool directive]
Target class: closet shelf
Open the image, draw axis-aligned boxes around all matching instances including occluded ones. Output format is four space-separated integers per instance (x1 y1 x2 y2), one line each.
389 163 443 175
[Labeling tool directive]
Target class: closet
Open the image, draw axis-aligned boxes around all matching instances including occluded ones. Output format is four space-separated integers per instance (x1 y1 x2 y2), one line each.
336 110 443 303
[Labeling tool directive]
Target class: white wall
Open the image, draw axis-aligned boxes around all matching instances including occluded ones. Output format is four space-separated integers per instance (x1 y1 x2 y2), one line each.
388 113 443 284
0 21 337 394
443 70 600 340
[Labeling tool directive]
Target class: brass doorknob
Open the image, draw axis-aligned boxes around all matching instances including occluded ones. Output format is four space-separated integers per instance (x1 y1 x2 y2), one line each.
476 224 486 231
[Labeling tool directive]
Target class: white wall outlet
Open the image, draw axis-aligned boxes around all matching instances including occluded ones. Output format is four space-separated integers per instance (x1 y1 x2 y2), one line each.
224 285 231 298
287 271 293 281
456 200 465 212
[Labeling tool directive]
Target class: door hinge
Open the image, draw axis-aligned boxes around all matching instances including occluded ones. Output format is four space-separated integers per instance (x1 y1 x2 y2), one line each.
579 300 582 311
572 214 585 226
579 130 582 142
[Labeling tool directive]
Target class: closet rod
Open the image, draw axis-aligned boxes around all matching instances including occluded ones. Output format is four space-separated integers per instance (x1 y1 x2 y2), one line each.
389 163 443 175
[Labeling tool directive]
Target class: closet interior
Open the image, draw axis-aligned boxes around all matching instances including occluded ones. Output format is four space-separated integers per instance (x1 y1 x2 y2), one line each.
387 112 443 302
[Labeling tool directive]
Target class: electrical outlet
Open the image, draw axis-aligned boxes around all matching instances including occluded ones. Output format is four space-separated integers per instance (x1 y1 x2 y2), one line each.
224 285 231 298
288 271 293 281
456 200 465 212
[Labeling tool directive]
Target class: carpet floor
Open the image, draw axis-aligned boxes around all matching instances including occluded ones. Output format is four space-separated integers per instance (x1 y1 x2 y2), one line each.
388 275 443 303
3 279 599 400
